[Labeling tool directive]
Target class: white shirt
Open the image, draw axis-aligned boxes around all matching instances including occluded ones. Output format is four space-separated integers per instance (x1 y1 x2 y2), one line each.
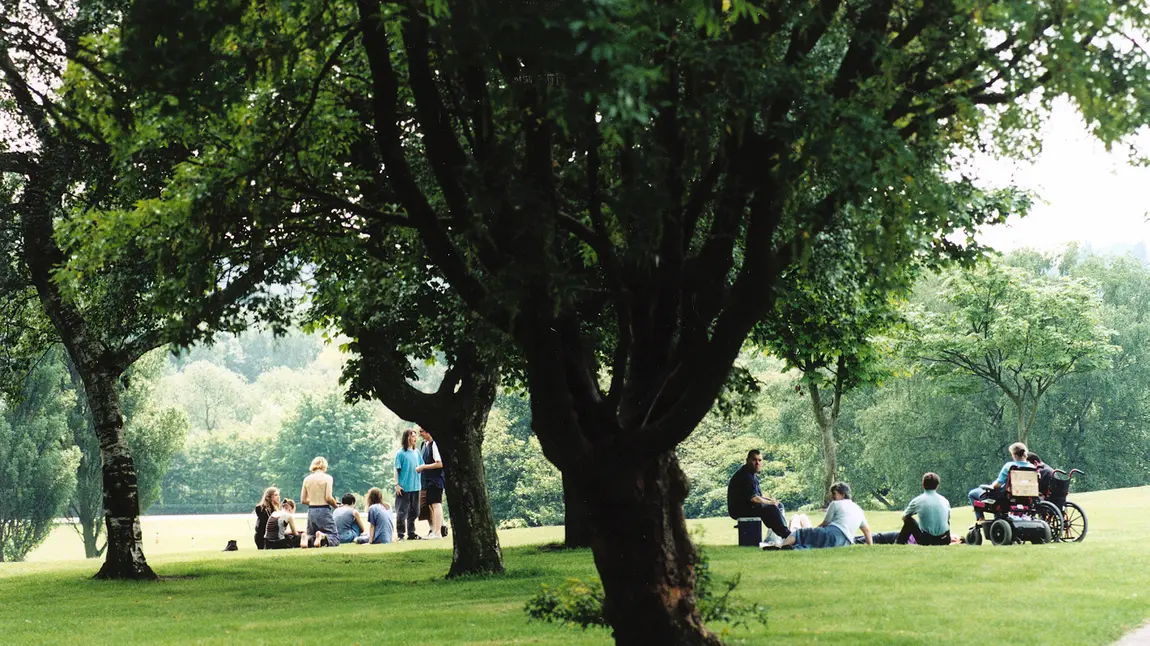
824 499 868 540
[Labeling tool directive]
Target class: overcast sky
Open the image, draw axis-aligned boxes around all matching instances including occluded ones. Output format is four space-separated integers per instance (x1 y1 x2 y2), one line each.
973 98 1150 255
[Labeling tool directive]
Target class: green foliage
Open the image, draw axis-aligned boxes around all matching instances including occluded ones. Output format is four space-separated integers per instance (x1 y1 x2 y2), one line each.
524 541 767 633
524 577 609 630
911 257 1116 443
0 361 81 562
482 400 564 528
268 391 389 497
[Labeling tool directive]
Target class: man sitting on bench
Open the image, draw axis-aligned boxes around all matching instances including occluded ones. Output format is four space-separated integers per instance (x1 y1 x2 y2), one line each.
727 450 790 548
897 472 951 545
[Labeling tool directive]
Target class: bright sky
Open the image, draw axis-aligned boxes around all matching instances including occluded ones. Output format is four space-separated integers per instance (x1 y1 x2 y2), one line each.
973 98 1150 255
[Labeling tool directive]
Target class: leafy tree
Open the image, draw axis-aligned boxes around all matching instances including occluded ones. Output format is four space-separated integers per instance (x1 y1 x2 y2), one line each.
86 0 1150 637
159 432 270 514
268 391 389 497
167 361 252 432
0 357 81 562
912 259 1115 444
0 0 280 579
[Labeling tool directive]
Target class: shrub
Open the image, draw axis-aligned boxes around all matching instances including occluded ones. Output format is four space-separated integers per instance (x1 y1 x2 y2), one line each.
524 541 768 634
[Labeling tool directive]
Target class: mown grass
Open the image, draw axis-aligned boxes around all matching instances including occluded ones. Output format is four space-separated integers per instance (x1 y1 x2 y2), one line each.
1 486 1147 645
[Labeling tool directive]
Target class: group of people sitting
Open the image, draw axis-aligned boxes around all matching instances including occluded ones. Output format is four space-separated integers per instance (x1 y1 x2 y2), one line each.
727 442 1043 550
254 476 397 549
253 426 450 549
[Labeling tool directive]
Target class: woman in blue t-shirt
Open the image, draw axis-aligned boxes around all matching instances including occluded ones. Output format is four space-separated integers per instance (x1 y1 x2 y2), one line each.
968 442 1031 520
394 429 423 540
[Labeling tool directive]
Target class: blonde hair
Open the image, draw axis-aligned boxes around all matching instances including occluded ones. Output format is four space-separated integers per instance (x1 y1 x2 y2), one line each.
259 487 280 513
1009 442 1028 460
310 456 328 472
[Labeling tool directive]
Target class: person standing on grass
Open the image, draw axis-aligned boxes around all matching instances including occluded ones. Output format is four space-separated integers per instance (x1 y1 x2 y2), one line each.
394 429 423 541
300 456 340 547
896 472 951 545
365 487 396 544
265 498 302 549
417 426 446 539
775 482 872 550
727 449 791 548
333 493 370 544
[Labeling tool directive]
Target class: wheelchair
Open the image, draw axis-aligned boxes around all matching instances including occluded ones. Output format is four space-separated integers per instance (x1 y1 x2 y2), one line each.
965 465 1055 546
1038 467 1088 542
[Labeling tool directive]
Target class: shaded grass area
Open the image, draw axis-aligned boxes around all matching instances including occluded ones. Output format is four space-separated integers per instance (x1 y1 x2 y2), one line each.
1 487 1146 645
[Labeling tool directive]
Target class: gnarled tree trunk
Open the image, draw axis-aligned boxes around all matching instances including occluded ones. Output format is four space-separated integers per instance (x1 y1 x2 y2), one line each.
583 452 720 646
363 345 505 577
433 368 504 577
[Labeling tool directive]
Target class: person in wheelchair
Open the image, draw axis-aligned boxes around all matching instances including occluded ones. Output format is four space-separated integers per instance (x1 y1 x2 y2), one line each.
967 442 1031 521
1027 451 1055 497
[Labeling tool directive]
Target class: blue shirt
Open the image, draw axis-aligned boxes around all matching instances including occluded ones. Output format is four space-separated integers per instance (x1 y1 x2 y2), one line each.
333 506 360 542
995 461 1031 486
367 504 395 544
395 448 422 492
903 490 951 536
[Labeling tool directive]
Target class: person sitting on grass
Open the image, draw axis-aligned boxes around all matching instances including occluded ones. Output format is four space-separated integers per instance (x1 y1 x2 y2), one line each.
773 482 872 550
300 456 340 548
265 498 302 549
333 493 370 545
365 487 396 545
254 487 278 550
897 472 951 545
727 449 791 548
967 442 1030 521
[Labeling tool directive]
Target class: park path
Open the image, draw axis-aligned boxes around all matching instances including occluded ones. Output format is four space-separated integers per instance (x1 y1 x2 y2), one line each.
1115 622 1150 645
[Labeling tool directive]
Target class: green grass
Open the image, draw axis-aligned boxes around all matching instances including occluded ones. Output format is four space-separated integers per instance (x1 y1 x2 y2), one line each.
2 487 1148 645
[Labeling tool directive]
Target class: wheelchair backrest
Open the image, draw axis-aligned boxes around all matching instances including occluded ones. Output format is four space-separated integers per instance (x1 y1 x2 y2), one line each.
1008 467 1040 497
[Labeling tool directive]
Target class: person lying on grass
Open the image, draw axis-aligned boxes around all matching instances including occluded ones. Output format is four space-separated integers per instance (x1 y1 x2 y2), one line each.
768 482 872 550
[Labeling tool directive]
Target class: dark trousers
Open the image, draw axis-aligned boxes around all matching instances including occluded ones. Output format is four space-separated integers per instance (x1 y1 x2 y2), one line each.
266 535 301 549
736 503 791 539
896 517 950 545
395 491 420 539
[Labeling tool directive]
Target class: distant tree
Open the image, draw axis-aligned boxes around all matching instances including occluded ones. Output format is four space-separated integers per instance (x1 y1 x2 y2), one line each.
482 406 564 528
0 358 81 562
268 392 388 496
913 260 1116 444
168 361 252 432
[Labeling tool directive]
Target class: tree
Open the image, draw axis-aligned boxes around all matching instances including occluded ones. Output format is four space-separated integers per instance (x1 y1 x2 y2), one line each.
67 350 188 558
913 259 1115 444
97 0 1150 638
268 392 389 496
0 355 81 562
0 0 279 578
167 361 252 432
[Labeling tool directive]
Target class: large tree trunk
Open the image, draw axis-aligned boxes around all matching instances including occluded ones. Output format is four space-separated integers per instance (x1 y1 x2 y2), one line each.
22 182 155 580
583 452 720 646
85 375 156 580
435 368 505 577
562 472 592 548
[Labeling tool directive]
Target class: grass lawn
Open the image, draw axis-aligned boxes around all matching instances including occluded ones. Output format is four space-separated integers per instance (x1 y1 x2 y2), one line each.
1 486 1147 645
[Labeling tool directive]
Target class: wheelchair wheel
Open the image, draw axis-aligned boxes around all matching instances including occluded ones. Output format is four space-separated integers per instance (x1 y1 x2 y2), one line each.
989 519 1013 546
966 526 982 546
1030 521 1052 545
1036 501 1063 542
1061 501 1088 542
